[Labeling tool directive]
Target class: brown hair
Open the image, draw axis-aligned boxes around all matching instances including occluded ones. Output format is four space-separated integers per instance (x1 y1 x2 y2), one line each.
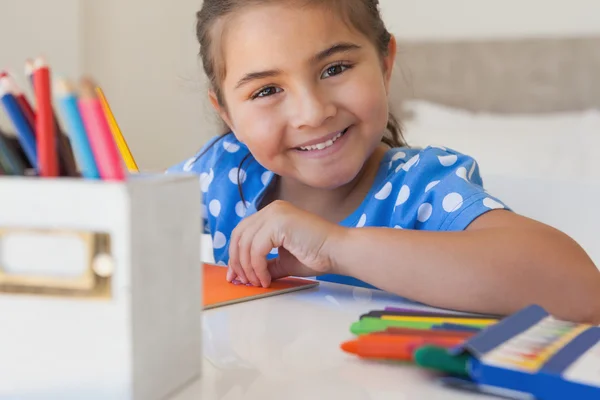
196 0 406 148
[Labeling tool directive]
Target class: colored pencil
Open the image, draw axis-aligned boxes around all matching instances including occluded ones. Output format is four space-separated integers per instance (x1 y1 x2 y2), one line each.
0 130 26 175
341 335 465 361
33 57 59 177
0 72 35 132
77 78 125 181
95 85 138 172
0 76 37 168
55 78 100 179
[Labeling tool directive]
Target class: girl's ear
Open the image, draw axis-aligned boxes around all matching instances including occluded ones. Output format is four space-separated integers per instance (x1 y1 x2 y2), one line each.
383 34 397 94
208 89 234 130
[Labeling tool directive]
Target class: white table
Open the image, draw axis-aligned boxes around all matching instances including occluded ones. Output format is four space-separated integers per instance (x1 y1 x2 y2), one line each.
172 280 496 400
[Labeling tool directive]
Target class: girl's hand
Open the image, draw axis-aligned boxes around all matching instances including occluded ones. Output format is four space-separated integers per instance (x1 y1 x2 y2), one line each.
227 200 344 287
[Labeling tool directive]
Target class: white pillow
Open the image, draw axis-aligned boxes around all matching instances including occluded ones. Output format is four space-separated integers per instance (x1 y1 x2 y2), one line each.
401 100 600 181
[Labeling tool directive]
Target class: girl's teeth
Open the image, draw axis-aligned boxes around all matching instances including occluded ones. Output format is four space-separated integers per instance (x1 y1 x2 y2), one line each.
300 131 344 151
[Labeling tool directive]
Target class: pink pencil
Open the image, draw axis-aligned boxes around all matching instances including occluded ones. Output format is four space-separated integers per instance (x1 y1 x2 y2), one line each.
77 78 125 181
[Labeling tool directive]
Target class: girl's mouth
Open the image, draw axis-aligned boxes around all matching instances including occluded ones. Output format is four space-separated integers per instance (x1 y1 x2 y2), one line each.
296 127 350 152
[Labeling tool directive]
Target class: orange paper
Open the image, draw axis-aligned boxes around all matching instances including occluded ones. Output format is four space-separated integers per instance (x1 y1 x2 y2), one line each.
203 263 319 309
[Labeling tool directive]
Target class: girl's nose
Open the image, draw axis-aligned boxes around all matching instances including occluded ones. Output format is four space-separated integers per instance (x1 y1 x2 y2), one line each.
289 86 337 129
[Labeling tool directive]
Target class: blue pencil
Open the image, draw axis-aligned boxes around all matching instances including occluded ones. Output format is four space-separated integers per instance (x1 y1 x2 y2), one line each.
55 79 100 179
0 77 37 169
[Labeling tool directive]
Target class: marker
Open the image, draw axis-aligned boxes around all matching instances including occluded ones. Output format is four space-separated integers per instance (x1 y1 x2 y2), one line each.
378 327 476 339
0 75 37 168
351 317 488 336
413 345 471 377
362 310 500 321
381 315 497 325
385 306 502 319
433 323 485 333
341 335 466 362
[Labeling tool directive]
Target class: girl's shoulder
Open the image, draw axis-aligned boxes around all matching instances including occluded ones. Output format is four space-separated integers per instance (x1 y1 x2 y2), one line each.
166 133 249 175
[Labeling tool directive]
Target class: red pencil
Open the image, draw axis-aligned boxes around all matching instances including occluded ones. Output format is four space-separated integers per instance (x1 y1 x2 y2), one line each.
33 57 58 177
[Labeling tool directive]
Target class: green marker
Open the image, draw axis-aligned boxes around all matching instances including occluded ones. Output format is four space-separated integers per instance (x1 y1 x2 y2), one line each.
350 317 488 336
413 345 470 377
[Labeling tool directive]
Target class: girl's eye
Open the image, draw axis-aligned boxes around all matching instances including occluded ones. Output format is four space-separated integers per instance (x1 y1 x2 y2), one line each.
251 86 282 99
321 63 351 79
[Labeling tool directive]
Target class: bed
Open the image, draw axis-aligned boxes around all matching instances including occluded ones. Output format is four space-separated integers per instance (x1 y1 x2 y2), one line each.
391 35 600 267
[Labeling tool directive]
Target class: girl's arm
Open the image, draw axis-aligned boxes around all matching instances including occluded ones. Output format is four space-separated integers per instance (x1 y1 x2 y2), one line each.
330 209 600 323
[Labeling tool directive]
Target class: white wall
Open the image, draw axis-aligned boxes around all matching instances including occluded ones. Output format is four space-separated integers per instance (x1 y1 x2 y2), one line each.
380 0 600 40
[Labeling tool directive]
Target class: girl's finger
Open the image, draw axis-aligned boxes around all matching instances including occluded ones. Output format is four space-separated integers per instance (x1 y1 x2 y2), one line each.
250 227 277 288
238 231 262 287
228 227 249 284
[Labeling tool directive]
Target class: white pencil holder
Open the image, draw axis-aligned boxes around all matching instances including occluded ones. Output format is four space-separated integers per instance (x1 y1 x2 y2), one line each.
0 174 203 400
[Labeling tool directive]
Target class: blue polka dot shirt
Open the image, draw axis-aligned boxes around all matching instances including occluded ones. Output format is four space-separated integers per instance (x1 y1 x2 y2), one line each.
167 133 509 288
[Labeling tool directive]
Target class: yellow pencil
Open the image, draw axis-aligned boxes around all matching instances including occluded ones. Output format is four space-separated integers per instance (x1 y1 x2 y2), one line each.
95 86 139 172
381 316 498 325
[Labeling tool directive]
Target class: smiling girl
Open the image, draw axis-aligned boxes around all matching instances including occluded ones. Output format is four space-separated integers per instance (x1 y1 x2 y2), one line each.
169 0 600 322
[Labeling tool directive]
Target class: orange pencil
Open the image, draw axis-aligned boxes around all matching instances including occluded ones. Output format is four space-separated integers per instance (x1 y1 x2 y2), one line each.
33 57 58 177
341 334 465 361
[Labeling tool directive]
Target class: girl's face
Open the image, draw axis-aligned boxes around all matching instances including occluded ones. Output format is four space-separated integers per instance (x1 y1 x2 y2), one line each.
212 4 396 189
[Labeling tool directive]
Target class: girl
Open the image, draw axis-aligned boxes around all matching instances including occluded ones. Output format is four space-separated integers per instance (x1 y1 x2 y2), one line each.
169 0 600 322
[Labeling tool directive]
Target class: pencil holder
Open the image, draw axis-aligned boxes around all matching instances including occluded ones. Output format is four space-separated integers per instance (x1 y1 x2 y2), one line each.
0 174 203 400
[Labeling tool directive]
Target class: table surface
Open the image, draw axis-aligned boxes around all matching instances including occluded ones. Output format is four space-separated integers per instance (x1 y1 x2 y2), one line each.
172 280 497 400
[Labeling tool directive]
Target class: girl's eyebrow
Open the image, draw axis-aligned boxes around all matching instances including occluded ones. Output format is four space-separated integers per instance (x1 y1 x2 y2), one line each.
234 42 361 90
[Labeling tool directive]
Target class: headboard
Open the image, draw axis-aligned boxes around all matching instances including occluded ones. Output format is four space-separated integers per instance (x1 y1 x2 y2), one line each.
389 36 600 116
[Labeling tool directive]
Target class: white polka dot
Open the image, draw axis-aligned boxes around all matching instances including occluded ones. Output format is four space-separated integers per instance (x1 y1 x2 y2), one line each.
395 185 410 206
183 157 196 172
209 199 221 217
425 181 440 192
229 168 247 184
438 155 458 167
213 232 227 249
235 201 251 218
217 261 227 266
223 141 240 153
392 151 406 162
402 155 420 172
468 162 477 180
270 248 279 255
200 204 207 219
417 203 433 222
261 171 273 186
395 163 405 173
456 167 468 181
356 214 367 228
375 182 393 200
483 198 505 210
394 225 403 229
431 145 447 151
200 169 214 193
443 193 464 212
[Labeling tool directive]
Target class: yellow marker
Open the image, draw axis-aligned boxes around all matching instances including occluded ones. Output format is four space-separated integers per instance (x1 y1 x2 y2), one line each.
95 86 139 172
381 316 498 325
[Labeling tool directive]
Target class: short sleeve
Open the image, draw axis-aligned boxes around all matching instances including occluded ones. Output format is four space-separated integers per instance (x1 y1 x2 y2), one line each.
390 146 509 231
166 135 226 234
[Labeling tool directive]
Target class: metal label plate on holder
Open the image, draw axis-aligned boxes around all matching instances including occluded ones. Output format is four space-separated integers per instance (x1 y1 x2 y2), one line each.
0 227 114 299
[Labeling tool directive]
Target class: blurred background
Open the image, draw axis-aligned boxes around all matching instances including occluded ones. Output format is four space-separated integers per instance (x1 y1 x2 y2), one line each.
1 0 599 173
